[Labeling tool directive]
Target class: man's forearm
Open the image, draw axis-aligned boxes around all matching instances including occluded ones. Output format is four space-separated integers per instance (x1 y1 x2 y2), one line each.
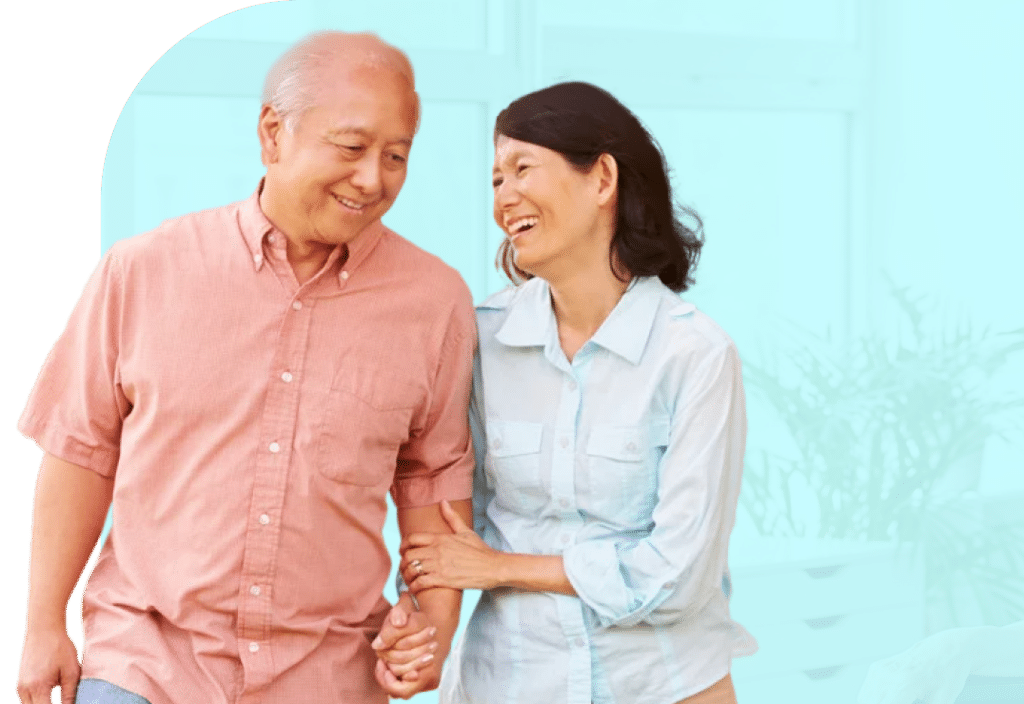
26 453 113 630
396 499 472 651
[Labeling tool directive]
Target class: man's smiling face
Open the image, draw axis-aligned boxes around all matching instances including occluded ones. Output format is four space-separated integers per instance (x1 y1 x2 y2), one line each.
263 62 418 247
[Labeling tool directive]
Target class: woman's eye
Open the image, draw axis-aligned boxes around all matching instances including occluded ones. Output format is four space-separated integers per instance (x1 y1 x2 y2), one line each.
516 164 529 175
492 177 503 188
388 153 407 164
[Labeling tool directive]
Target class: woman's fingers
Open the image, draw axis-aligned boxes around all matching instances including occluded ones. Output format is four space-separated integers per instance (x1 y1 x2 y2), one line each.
383 647 438 680
389 624 438 653
400 532 437 553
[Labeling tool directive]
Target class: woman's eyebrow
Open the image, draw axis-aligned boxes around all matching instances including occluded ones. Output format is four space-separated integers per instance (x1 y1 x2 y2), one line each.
494 150 532 170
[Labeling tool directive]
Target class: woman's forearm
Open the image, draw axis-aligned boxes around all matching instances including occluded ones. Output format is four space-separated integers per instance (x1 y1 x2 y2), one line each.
493 553 577 596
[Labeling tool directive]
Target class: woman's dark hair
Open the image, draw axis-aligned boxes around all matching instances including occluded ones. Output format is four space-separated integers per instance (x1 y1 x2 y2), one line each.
494 81 703 292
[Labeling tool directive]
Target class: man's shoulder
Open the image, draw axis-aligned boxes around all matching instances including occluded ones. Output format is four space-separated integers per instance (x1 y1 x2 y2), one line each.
375 226 471 298
108 199 245 263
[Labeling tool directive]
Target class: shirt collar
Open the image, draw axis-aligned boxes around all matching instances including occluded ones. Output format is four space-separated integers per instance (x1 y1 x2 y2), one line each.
238 181 275 268
495 275 666 365
239 179 387 284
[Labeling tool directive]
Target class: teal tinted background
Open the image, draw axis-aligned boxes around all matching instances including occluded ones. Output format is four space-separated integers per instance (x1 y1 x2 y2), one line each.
99 1 1024 702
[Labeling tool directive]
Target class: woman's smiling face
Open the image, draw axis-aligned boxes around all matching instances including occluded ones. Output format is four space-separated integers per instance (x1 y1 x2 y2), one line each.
492 135 608 279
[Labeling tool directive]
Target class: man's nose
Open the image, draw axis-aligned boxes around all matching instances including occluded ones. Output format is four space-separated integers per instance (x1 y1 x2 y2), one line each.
350 155 383 195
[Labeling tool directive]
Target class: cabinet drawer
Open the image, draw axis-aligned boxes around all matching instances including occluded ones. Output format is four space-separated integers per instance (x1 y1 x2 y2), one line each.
733 659 871 704
731 549 922 626
731 603 922 678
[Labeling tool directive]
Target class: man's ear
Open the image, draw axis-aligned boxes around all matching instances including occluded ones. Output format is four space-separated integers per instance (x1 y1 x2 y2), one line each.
595 153 618 207
258 105 285 167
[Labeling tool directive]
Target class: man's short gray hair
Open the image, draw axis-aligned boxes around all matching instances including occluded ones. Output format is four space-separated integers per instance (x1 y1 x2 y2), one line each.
262 31 419 131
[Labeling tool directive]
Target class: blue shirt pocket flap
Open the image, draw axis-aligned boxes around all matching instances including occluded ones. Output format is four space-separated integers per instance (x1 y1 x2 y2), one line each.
586 421 670 461
487 420 544 458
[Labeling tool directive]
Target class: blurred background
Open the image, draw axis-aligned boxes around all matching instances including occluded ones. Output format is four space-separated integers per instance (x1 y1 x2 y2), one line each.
8 1 1023 702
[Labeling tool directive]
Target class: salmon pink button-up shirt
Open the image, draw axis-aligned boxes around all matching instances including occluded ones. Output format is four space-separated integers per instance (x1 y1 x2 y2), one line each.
18 187 476 704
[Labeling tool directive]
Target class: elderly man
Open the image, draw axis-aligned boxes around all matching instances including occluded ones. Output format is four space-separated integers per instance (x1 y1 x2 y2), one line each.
16 31 472 704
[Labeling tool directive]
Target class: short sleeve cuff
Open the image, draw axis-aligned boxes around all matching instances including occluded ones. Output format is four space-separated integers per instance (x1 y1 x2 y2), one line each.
18 414 119 478
390 457 473 508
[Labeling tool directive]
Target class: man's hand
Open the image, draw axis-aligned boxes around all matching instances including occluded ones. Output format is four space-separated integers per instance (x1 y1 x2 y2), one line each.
17 625 81 704
372 592 443 699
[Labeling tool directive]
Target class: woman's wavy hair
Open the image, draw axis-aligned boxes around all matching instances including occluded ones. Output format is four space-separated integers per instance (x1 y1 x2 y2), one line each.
494 81 704 292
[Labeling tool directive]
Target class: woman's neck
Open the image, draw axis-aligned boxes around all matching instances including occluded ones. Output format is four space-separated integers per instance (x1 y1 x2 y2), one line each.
547 264 631 361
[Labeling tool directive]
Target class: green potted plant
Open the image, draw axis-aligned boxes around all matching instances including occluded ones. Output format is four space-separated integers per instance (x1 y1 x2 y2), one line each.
741 280 1024 631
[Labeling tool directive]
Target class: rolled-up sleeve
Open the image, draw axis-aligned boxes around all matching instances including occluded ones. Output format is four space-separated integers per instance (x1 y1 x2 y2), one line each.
562 341 746 628
391 289 477 508
18 249 130 477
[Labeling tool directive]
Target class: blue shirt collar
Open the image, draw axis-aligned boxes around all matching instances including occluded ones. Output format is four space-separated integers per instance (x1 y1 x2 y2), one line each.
495 276 667 366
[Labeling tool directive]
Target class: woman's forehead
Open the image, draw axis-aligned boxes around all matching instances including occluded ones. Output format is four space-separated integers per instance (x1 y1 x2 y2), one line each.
493 136 547 166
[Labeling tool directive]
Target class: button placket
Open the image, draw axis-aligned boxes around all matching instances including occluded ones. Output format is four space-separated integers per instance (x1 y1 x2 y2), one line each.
551 363 584 514
238 287 315 665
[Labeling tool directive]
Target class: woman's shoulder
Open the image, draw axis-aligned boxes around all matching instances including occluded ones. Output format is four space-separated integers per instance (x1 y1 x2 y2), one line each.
647 283 738 361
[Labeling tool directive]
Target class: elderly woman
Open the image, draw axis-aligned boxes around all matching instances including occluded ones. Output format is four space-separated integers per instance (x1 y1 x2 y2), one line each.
383 81 755 704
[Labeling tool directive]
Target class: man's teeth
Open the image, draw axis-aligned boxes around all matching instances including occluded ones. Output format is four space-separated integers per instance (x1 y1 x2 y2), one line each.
509 216 538 234
336 196 365 210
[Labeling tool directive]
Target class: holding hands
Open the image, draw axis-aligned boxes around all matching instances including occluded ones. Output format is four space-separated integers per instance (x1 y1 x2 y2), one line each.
374 500 495 698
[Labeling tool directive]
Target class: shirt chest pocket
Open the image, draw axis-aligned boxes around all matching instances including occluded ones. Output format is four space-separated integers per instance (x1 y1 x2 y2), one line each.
316 368 420 486
584 420 670 523
485 420 546 513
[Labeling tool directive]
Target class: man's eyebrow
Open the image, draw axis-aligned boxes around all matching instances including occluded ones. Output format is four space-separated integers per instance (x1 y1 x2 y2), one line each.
325 126 412 147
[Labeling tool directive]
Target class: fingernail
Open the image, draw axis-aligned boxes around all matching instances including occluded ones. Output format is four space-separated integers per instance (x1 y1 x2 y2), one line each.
421 653 435 664
429 627 437 637
429 642 439 651
371 636 383 648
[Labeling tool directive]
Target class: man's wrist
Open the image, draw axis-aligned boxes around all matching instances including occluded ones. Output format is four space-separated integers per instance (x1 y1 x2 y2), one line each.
25 608 67 633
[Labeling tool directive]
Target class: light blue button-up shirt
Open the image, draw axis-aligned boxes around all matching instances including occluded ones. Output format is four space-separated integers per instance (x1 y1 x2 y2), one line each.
440 276 757 704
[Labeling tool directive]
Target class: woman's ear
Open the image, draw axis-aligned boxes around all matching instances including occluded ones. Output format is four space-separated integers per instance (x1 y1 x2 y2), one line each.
595 153 618 207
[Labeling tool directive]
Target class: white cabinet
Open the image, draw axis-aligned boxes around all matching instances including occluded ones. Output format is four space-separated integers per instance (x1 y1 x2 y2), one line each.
729 538 924 703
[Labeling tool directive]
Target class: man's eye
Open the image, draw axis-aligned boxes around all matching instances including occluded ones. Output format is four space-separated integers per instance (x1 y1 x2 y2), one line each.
492 177 503 188
342 144 364 153
516 164 529 175
389 153 407 164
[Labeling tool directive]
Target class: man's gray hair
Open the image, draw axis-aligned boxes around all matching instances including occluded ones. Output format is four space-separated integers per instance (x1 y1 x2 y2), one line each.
262 31 418 131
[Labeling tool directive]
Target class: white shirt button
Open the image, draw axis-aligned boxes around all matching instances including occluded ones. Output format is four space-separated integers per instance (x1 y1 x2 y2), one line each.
292 300 303 311
567 380 577 391
259 514 270 526
340 270 350 280
559 437 569 449
250 585 261 596
560 535 569 544
559 498 570 508
249 642 260 653
493 439 503 450
268 441 281 454
626 441 638 452
574 637 585 648
280 371 293 383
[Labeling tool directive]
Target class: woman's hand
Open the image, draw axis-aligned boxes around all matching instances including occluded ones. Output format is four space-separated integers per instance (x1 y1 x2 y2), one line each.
400 500 502 592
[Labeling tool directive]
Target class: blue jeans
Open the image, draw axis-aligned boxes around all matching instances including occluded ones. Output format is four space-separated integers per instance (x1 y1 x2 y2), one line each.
75 679 152 704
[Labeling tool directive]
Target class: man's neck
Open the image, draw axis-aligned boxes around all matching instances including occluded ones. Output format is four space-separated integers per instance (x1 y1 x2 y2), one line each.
259 185 334 285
